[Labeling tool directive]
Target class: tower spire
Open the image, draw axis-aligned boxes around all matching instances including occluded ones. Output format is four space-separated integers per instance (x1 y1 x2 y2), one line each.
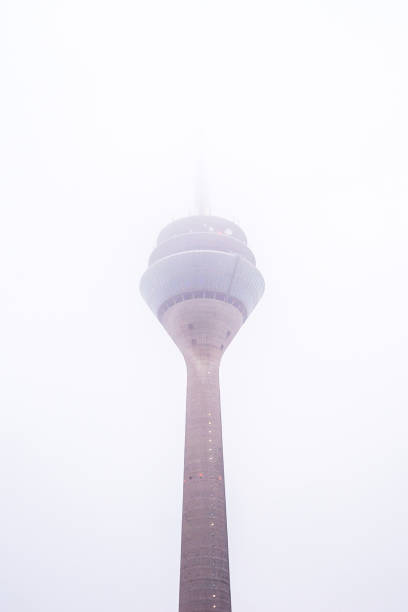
195 158 210 216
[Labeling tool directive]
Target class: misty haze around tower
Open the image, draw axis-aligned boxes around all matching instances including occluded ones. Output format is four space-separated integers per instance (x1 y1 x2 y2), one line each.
2 2 408 612
141 216 264 610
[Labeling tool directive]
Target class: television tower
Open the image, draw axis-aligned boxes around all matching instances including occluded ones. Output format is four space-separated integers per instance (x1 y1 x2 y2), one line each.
140 214 264 611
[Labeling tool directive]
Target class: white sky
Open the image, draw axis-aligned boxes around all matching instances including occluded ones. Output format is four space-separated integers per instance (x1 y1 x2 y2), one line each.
1 1 408 610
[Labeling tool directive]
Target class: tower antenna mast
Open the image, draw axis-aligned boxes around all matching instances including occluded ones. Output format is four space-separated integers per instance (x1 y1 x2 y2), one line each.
195 157 210 216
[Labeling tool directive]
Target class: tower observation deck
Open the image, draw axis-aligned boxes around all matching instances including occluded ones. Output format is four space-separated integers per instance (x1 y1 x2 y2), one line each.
140 215 264 612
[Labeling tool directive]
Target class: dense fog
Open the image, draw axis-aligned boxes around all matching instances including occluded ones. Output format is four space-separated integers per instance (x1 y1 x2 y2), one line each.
1 1 407 610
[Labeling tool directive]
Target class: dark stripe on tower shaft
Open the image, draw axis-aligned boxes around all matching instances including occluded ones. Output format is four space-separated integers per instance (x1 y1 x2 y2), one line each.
179 357 231 612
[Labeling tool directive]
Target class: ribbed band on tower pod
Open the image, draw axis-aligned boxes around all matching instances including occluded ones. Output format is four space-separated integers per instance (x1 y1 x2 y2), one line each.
158 291 247 321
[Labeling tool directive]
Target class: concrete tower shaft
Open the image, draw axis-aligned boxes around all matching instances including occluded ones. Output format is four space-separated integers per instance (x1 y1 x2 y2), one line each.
161 299 242 612
140 215 264 612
